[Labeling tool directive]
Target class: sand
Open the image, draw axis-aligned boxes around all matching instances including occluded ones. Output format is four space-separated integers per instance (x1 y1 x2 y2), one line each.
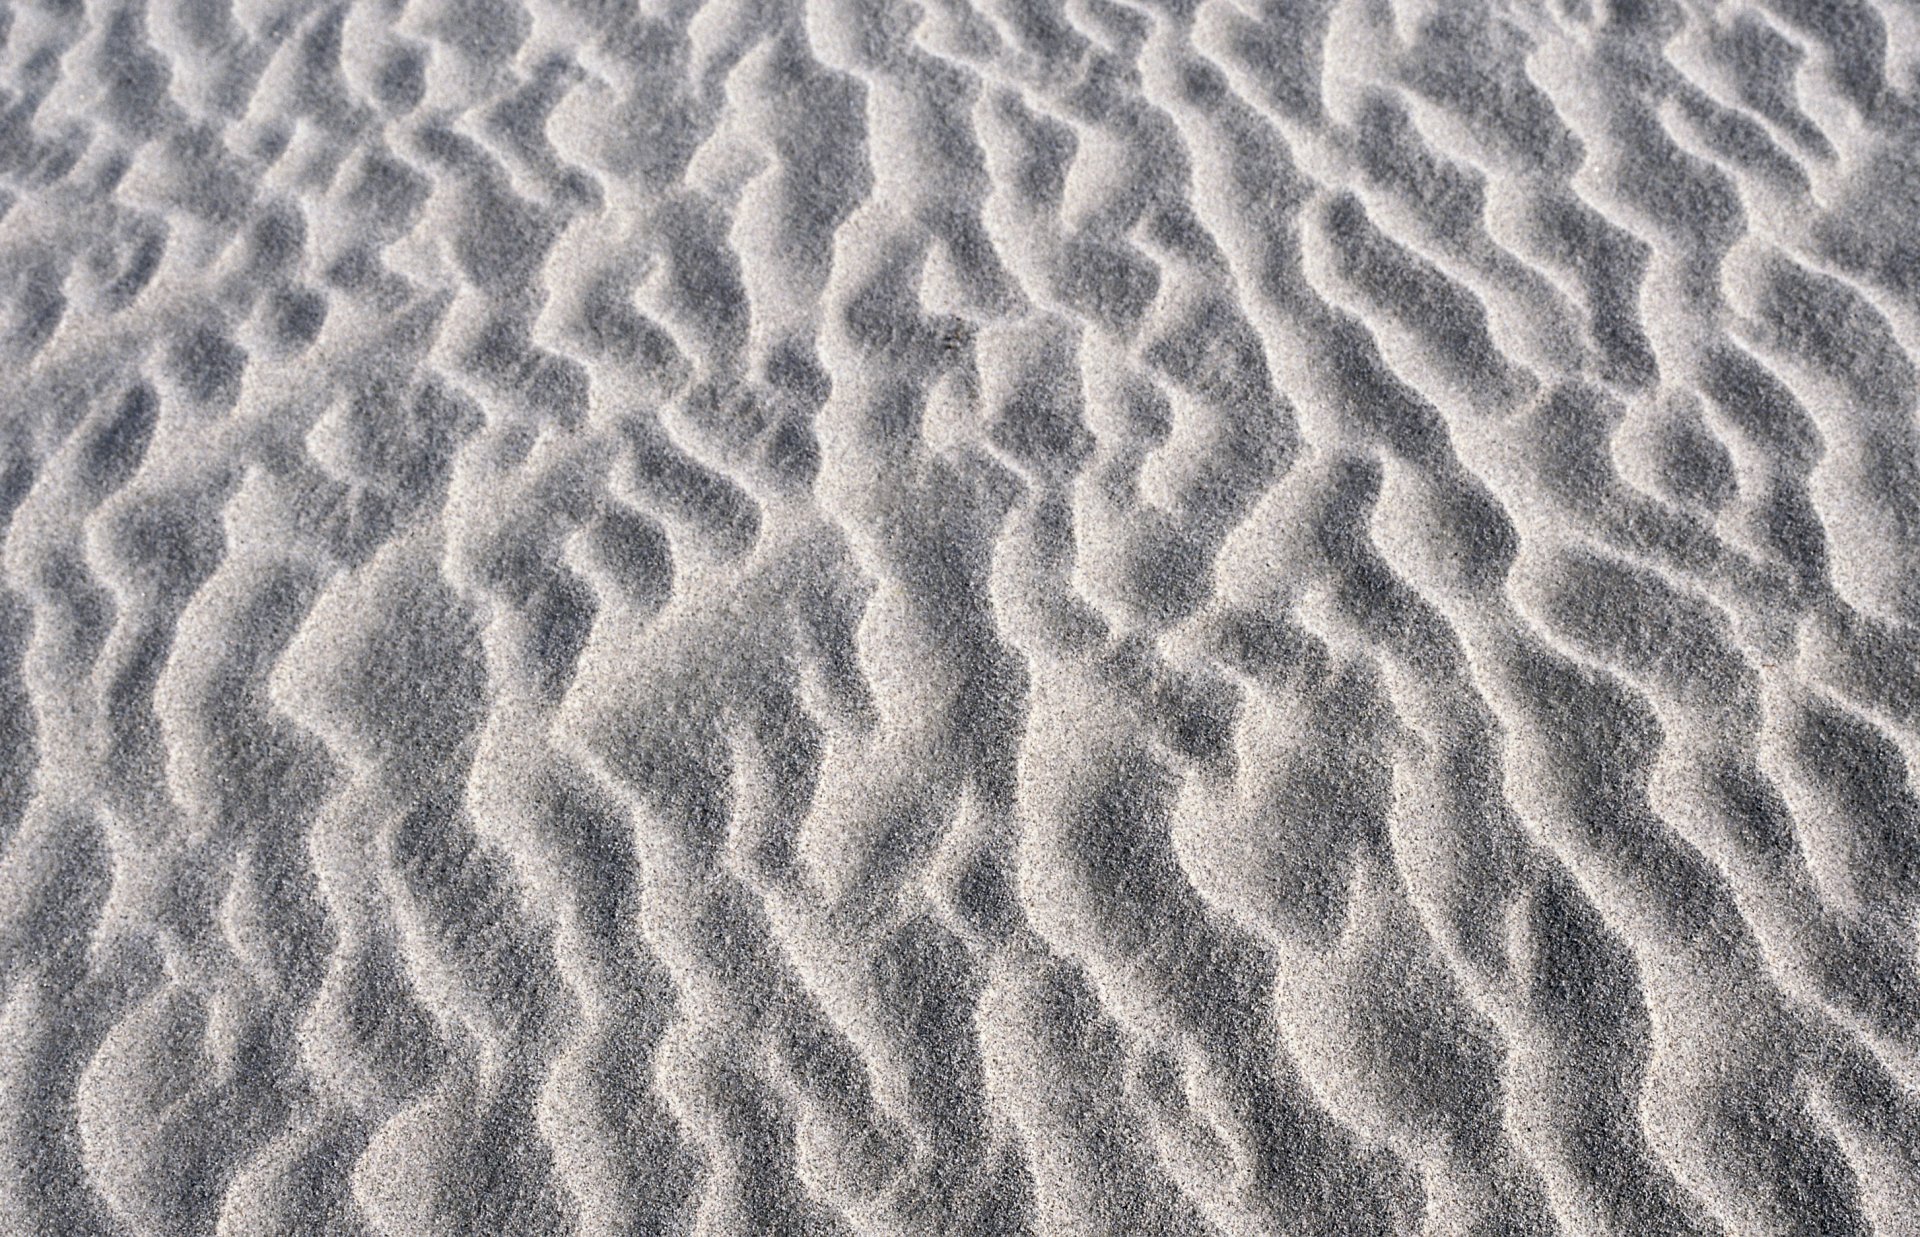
2 0 1919 1232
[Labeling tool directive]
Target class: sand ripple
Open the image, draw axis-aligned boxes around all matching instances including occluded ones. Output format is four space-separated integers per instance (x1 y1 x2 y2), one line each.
3 0 1920 1232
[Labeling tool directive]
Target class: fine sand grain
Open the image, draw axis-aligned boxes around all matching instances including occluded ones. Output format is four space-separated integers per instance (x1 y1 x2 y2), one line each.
3 0 1920 1233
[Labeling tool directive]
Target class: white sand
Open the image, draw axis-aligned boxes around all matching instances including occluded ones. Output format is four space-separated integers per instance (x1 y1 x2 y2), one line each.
2 0 1919 1233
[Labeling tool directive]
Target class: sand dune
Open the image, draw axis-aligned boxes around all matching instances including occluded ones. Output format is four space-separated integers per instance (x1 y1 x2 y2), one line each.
3 0 1919 1232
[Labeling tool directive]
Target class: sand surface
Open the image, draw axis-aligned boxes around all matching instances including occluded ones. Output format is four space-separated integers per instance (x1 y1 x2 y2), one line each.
4 0 1920 1232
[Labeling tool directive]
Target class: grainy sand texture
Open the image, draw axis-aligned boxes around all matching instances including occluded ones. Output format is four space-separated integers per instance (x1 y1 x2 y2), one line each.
3 0 1920 1232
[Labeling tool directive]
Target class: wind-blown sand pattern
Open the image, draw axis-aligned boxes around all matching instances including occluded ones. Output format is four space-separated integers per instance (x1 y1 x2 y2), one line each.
2 0 1919 1232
